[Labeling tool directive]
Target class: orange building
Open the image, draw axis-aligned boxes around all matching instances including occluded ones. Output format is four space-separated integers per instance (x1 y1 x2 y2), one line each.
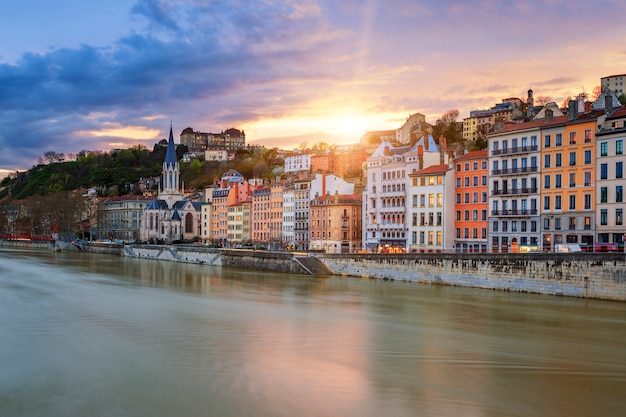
311 153 332 174
333 148 368 178
541 106 601 250
453 150 488 252
309 192 362 253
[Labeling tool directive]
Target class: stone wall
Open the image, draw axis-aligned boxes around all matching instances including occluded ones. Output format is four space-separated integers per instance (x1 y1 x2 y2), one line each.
322 252 626 301
219 249 312 275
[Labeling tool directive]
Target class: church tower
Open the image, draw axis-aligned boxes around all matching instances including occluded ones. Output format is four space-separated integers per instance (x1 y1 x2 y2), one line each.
160 123 184 207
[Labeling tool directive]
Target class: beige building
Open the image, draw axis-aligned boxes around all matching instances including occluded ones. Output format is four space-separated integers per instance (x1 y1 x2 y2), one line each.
309 192 362 253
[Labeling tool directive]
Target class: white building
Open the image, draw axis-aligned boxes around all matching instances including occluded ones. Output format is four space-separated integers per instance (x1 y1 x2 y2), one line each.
407 164 454 252
363 134 447 252
284 153 312 173
282 183 295 249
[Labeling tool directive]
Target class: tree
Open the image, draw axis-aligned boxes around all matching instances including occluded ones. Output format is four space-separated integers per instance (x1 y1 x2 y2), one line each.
591 86 602 101
619 94 626 106
432 109 462 144
535 95 553 106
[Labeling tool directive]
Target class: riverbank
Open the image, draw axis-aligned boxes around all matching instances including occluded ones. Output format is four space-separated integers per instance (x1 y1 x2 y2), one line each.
2 240 625 301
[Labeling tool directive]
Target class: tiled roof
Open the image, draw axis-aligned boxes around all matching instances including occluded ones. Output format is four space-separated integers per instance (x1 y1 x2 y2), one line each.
409 164 450 176
454 150 488 161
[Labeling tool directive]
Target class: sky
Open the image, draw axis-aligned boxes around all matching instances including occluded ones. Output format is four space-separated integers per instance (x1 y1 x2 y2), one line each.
1 0 626 178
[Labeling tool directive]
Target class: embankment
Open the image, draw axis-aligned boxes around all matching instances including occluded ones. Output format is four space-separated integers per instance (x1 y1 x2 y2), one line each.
323 252 626 301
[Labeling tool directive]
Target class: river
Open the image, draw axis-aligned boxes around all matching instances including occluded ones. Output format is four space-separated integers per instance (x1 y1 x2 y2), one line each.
1 247 625 417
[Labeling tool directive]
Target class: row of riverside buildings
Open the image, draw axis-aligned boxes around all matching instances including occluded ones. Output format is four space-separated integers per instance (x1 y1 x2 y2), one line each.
95 78 626 253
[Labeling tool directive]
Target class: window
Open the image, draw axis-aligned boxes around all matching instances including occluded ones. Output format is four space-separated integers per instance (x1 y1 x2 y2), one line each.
555 174 562 189
473 176 478 186
482 209 487 220
555 195 562 210
464 176 470 187
555 153 562 167
569 172 576 188
473 192 478 203
482 175 487 186
601 209 608 225
569 152 576 166
555 218 562 230
617 186 623 203
456 193 461 204
584 150 592 165
544 154 551 168
617 161 623 179
482 161 487 169
569 217 576 230
482 192 487 203
544 134 551 148
569 195 576 210
617 209 623 226
584 129 592 143
544 218 550 230
569 132 576 145
456 177 461 187
544 196 550 210
437 193 443 206
544 175 551 189
600 142 608 157
492 221 498 232
602 186 610 203
601 164 608 179
473 162 478 170
464 210 470 221
555 133 562 146
464 193 470 203
584 194 591 210
617 140 624 155
473 210 478 221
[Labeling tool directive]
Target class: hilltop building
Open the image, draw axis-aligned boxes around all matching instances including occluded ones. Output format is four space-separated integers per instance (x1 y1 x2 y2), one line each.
180 127 246 153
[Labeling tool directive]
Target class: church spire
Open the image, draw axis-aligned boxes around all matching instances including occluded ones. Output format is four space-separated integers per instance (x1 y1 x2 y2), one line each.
165 122 177 167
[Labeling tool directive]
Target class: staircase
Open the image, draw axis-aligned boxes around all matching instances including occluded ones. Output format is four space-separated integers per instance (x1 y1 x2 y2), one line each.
294 256 334 276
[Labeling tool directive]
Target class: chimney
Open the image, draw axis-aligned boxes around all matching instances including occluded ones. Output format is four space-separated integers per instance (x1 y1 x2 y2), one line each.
423 132 429 151
545 109 553 123
439 135 446 165
577 93 585 113
605 93 614 115
322 173 326 198
568 100 578 121
418 145 424 170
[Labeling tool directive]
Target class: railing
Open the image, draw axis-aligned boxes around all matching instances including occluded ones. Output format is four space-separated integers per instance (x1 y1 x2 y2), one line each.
491 209 538 216
491 166 538 176
491 145 538 156
491 187 538 196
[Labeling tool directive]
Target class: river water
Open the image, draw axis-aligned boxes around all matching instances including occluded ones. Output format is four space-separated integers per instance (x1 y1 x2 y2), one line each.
1 247 625 417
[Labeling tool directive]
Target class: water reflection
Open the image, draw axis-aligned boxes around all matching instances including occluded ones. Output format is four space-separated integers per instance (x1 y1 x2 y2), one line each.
1 248 626 417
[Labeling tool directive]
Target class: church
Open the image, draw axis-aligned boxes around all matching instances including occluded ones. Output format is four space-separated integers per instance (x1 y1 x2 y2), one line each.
140 125 202 243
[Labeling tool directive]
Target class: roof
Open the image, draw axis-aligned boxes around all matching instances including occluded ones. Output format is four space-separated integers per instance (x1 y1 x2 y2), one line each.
454 150 488 161
147 199 169 210
409 164 450 176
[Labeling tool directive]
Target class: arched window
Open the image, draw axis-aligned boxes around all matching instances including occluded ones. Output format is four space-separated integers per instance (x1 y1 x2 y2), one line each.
185 213 194 233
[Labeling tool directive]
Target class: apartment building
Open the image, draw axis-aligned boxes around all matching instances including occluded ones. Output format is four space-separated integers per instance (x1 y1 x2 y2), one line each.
363 134 446 252
601 74 626 97
595 105 626 249
309 192 362 253
284 153 311 173
487 121 542 252
407 164 454 253
97 195 151 242
453 150 489 252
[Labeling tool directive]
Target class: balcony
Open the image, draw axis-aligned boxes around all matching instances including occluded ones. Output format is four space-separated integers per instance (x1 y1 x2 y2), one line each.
491 145 538 156
490 209 538 217
491 166 538 176
491 187 538 196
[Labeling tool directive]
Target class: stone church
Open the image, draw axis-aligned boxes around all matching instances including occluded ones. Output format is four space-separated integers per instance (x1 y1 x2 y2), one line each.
140 125 202 243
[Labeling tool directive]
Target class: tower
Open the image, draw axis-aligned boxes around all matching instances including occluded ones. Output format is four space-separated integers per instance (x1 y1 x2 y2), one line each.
160 123 184 207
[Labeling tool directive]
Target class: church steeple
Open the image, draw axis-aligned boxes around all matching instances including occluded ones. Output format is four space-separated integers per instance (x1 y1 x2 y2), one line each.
165 122 177 168
160 122 183 206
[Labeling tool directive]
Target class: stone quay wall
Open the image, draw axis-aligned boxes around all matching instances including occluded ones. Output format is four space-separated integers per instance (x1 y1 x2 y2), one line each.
322 252 626 301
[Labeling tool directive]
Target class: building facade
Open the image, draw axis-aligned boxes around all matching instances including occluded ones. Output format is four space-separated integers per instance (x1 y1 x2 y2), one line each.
453 151 489 252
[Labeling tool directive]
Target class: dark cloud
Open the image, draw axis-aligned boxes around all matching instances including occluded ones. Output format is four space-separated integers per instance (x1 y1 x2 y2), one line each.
0 0 353 172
